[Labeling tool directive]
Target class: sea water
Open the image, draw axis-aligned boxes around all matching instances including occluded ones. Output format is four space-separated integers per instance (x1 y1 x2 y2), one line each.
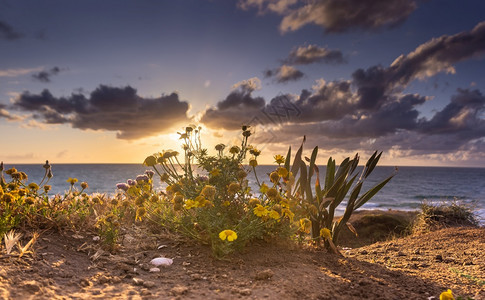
3 164 485 223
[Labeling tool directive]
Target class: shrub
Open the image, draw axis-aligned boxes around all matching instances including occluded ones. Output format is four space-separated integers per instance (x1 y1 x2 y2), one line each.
413 200 479 232
127 125 296 257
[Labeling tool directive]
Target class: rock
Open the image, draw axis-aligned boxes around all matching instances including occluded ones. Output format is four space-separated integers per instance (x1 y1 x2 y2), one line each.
171 285 189 296
149 267 161 273
435 254 443 262
22 281 41 293
132 278 144 286
143 281 156 288
150 257 173 266
255 269 274 280
239 288 252 296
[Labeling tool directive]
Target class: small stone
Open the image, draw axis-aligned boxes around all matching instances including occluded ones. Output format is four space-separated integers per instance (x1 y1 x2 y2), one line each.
190 273 202 281
255 269 274 280
141 290 152 296
171 285 189 296
149 267 161 273
93 236 100 242
132 278 144 286
79 278 91 287
22 281 41 293
239 288 252 296
143 281 156 288
435 254 443 262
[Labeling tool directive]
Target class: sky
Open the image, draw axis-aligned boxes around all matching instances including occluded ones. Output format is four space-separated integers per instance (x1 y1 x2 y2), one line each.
1 0 485 167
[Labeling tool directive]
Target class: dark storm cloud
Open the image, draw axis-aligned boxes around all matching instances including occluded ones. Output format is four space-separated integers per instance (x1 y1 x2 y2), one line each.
0 20 23 40
200 79 266 130
202 21 485 156
388 21 485 85
284 45 346 65
11 85 190 139
238 0 418 33
32 67 61 83
264 65 304 83
418 89 485 138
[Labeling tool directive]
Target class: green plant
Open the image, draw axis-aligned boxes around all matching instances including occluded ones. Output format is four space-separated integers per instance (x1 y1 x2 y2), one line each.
128 125 296 257
285 139 395 249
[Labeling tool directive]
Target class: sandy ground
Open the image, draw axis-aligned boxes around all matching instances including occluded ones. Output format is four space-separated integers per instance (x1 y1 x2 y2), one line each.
1 210 483 300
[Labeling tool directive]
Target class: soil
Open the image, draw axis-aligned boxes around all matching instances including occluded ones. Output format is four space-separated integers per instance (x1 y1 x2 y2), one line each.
1 210 484 300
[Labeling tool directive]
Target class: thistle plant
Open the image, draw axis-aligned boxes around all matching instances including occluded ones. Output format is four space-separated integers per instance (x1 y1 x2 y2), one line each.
284 139 395 249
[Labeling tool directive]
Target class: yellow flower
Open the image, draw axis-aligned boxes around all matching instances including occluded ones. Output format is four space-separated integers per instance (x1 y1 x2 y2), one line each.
265 187 278 199
268 210 280 220
274 154 285 165
249 158 258 167
259 183 269 194
440 289 454 300
223 200 231 207
269 171 279 183
210 168 221 177
229 146 240 154
143 155 157 166
200 185 216 199
253 204 269 217
282 208 294 221
219 229 238 242
227 182 240 195
300 218 312 233
80 182 89 189
184 199 197 209
248 198 261 207
277 167 288 178
67 177 78 185
135 206 146 221
320 228 332 240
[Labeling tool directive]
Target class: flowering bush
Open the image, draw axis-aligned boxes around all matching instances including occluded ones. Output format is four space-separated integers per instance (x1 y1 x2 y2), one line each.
123 125 296 257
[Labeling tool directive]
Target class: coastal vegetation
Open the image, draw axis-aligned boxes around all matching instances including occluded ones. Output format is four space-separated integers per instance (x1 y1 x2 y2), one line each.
0 126 482 299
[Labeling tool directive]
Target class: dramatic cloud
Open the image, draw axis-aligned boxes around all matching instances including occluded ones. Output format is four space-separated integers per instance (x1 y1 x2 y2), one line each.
0 20 23 40
10 85 190 139
418 89 485 138
264 65 304 83
284 45 346 65
32 67 61 83
201 21 485 157
388 21 485 85
201 78 266 130
238 0 418 33
0 104 22 121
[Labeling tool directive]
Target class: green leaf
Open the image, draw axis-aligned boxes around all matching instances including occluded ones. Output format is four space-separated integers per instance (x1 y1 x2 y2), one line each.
355 174 394 209
325 157 335 192
284 146 291 172
364 151 381 179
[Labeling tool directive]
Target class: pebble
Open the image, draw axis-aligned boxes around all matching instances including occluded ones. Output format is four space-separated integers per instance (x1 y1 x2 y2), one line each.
149 267 161 273
132 278 144 286
171 285 189 296
255 269 274 280
239 288 252 296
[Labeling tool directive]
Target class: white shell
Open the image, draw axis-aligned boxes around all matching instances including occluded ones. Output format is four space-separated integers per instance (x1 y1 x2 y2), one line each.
150 257 173 266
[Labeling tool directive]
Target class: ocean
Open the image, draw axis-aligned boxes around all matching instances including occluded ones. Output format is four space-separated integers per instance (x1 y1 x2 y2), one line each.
3 163 485 223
